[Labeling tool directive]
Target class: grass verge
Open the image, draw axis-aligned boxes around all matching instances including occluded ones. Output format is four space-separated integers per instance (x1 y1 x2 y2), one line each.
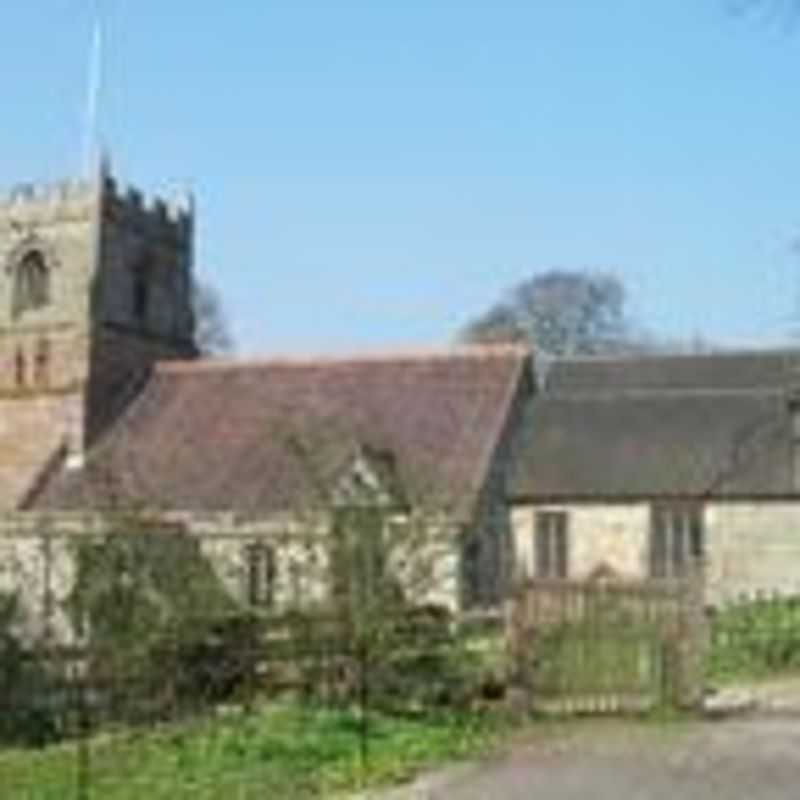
0 701 513 799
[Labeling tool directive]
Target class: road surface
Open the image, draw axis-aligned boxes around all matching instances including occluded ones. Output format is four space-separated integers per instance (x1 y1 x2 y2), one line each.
371 716 800 800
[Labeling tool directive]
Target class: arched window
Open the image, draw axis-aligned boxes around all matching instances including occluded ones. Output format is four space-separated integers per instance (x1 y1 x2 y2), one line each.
34 338 50 388
12 250 50 319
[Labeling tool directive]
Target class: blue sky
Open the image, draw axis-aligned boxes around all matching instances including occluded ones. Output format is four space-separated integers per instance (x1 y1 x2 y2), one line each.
2 1 800 354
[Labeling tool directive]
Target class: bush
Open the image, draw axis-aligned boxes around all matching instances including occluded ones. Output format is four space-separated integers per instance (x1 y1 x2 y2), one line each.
0 593 64 747
67 524 262 724
162 612 263 707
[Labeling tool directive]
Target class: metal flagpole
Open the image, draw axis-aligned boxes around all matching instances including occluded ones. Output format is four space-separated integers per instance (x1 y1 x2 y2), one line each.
83 3 103 178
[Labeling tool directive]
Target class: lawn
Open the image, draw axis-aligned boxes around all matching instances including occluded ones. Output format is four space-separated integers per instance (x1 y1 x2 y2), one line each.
0 702 508 800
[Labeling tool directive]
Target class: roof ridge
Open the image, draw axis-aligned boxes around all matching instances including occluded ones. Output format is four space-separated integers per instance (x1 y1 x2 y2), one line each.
155 344 532 374
551 347 800 366
544 387 790 400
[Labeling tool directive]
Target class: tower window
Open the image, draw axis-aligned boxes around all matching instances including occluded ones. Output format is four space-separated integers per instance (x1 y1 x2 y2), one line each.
133 269 150 323
14 348 25 389
34 338 50 388
12 250 50 319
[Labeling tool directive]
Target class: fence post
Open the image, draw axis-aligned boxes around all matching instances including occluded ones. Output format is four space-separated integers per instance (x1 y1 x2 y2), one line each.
504 584 533 715
674 561 707 710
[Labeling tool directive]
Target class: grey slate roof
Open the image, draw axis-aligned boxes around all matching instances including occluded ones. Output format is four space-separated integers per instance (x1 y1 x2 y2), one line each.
512 349 800 501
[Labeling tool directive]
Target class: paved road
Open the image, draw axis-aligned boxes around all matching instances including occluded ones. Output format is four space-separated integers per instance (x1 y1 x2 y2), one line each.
373 717 800 800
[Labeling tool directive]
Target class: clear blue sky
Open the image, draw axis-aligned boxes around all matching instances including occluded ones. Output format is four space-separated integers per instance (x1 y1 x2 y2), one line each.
2 1 800 354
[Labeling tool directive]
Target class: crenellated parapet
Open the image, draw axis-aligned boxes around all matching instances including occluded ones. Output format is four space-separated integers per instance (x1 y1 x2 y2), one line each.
0 179 93 207
102 175 193 245
0 180 96 230
0 173 193 246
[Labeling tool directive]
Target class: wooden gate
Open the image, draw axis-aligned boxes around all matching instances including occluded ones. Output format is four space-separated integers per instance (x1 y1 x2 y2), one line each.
507 573 706 714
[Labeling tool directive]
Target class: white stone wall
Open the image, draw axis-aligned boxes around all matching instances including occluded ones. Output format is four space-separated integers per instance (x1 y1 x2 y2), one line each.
0 527 77 643
705 503 800 604
512 500 800 606
511 503 650 583
0 510 465 645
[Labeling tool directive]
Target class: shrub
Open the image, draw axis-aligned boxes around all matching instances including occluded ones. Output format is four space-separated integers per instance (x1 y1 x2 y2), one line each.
66 521 261 724
0 593 63 746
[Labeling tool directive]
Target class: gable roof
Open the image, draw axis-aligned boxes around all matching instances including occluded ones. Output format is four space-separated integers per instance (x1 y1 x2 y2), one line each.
32 345 531 520
512 349 800 502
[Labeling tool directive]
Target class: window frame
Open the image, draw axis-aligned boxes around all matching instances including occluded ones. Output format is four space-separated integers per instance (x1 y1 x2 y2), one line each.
649 503 704 579
12 249 51 319
244 542 277 609
133 268 151 323
534 509 569 579
34 338 50 388
14 347 25 389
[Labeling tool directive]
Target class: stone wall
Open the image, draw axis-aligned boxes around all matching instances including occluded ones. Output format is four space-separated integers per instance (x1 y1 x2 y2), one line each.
97 175 194 346
0 182 95 332
0 182 95 397
0 509 465 644
511 502 650 583
512 500 800 606
0 392 83 510
705 503 800 603
0 173 197 509
87 175 196 443
465 358 535 608
0 520 78 644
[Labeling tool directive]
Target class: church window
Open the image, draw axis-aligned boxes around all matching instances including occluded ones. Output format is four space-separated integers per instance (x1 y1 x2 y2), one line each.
132 267 151 324
535 510 569 578
649 503 704 578
34 338 50 388
14 348 25 389
12 250 50 319
244 542 277 608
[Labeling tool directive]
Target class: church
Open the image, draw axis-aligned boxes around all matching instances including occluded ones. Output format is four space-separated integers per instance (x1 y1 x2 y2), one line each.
0 165 534 623
6 162 800 633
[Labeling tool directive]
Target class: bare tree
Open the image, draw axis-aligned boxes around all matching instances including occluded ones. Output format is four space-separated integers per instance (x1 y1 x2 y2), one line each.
193 280 234 357
460 270 640 357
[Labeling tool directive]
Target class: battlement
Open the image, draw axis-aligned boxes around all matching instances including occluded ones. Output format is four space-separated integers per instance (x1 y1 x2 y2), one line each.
0 173 193 243
102 175 193 242
0 179 94 212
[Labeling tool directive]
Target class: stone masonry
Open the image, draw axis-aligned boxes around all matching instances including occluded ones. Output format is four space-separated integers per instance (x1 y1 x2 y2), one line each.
0 166 196 509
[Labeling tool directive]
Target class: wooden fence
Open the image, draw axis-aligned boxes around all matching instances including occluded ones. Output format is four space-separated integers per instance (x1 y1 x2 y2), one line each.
507 570 707 714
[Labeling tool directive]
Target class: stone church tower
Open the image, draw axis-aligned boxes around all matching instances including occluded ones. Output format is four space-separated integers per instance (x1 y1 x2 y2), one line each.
0 164 196 507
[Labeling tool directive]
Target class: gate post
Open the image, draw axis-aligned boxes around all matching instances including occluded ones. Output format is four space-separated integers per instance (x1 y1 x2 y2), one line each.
674 560 707 710
504 584 534 715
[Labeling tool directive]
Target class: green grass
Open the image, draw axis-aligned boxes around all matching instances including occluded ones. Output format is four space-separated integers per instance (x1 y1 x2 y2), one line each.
709 596 800 685
0 702 510 800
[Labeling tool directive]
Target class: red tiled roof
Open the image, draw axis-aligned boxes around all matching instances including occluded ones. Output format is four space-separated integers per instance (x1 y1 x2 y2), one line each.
33 345 530 520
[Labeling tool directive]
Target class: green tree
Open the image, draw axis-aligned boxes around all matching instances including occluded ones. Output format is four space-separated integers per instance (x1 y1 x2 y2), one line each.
66 515 256 722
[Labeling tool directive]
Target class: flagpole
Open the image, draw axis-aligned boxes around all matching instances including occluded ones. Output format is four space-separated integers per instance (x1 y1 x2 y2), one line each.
83 4 103 179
